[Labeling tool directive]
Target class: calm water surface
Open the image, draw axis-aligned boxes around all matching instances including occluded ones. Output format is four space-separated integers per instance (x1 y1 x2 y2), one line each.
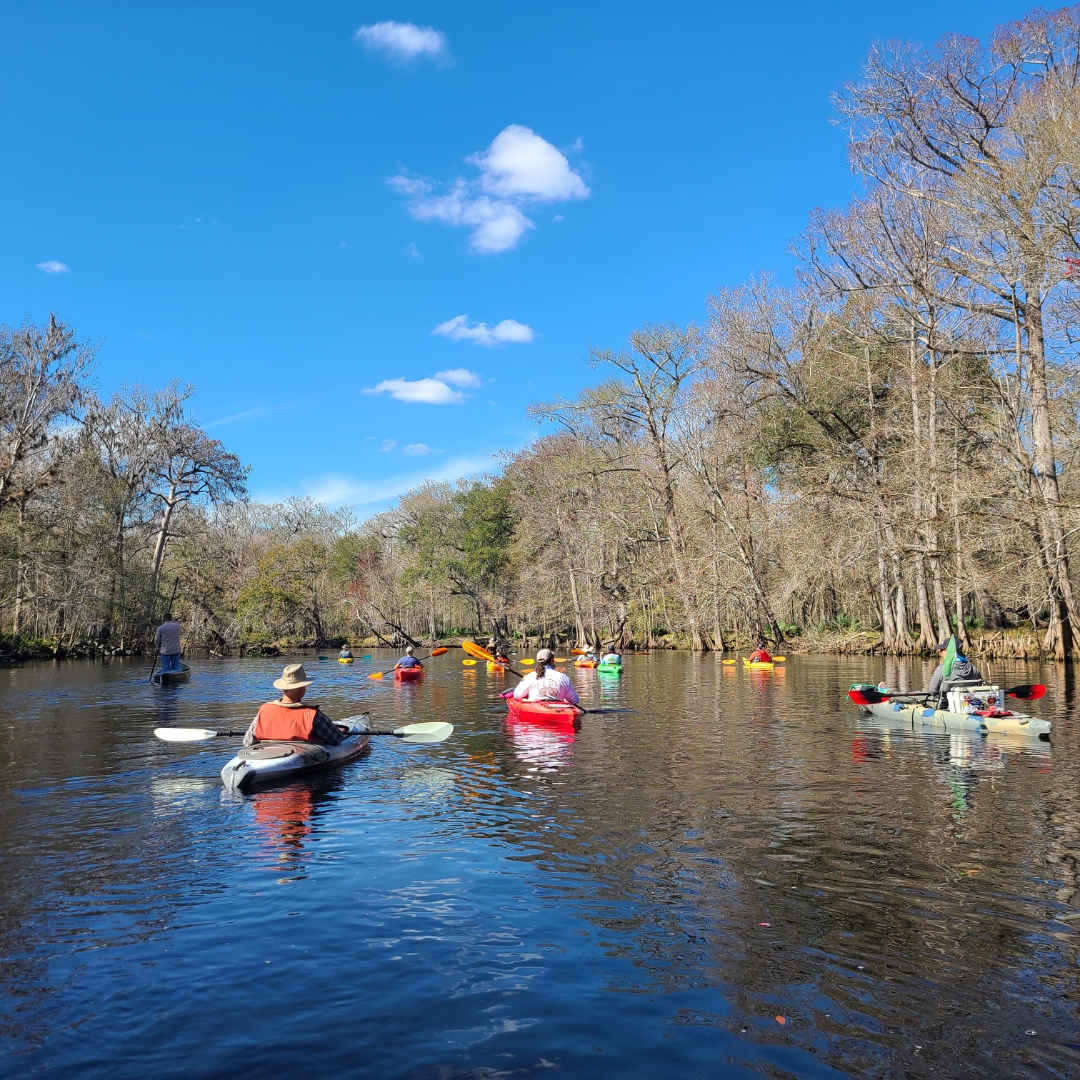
1 652 1078 1078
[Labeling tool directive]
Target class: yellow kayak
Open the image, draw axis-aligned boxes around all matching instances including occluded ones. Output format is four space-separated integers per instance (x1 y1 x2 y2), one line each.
338 657 354 664
743 659 774 669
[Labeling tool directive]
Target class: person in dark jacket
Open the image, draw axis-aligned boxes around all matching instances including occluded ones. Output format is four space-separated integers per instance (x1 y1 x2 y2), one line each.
927 637 982 695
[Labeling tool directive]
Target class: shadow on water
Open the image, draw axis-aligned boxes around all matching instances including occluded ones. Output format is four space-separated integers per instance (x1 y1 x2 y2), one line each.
0 651 1077 1078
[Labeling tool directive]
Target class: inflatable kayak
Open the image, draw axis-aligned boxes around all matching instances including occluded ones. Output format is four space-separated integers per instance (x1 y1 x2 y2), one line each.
152 663 190 685
394 666 425 682
506 697 579 722
220 717 371 790
851 685 1051 739
597 663 622 675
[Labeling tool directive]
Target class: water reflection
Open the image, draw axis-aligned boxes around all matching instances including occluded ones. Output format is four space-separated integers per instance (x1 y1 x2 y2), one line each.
1 651 1077 1079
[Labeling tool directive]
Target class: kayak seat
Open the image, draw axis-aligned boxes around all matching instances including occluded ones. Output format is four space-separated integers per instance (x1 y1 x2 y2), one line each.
937 677 984 710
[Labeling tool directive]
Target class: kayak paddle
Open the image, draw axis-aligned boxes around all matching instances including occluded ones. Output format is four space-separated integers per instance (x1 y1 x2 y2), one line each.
368 646 448 680
154 721 453 744
461 640 522 676
462 658 478 666
848 683 1045 706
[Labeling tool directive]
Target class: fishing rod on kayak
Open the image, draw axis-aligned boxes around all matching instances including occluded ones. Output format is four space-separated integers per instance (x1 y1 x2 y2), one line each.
367 646 449 680
154 720 454 744
848 683 1046 706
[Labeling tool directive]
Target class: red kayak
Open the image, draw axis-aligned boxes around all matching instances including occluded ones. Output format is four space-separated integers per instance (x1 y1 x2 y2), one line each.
394 666 425 682
506 697 579 722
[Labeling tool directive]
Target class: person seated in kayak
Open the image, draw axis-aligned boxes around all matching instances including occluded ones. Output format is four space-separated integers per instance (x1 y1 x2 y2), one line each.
600 646 621 665
513 649 580 705
927 638 982 695
339 645 353 659
244 664 345 747
493 643 511 665
394 645 424 671
748 641 772 663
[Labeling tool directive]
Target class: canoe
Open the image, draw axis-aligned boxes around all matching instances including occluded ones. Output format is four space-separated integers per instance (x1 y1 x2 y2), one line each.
152 663 190 685
338 657 354 664
506 697 579 722
743 659 774 670
394 666 425 682
855 697 1051 740
575 659 598 668
220 717 371 791
597 663 622 675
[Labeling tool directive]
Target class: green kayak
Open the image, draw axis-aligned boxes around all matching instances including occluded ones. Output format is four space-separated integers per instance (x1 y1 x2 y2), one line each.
597 663 623 675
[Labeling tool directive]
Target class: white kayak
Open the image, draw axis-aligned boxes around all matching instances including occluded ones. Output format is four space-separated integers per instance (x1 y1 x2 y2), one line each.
220 716 371 791
857 699 1051 740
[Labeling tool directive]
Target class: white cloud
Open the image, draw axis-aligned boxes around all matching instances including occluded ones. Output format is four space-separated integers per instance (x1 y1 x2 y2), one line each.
390 125 588 254
378 439 397 452
405 241 422 259
471 125 590 201
354 21 449 63
206 402 297 428
433 368 484 388
37 260 70 274
364 377 467 405
433 315 534 347
401 443 438 455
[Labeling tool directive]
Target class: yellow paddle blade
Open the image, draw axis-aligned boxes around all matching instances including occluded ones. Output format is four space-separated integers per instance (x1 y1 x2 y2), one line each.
520 658 535 665
772 656 786 662
555 658 567 663
721 659 737 665
462 658 478 666
461 640 495 662
367 671 385 680
430 646 449 657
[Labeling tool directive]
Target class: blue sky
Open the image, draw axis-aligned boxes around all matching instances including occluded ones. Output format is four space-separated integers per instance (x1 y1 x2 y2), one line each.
0 0 1029 512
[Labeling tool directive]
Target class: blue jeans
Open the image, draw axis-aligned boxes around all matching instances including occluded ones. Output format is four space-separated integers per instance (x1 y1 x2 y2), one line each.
160 653 182 672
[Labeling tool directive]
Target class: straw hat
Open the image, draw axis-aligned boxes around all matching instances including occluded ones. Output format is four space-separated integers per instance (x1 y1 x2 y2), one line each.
273 663 314 690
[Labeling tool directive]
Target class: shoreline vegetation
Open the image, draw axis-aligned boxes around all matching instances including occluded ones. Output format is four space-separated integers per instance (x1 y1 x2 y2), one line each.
5 10 1080 666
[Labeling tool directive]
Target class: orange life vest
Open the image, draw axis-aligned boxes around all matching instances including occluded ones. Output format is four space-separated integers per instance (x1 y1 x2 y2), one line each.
253 701 320 742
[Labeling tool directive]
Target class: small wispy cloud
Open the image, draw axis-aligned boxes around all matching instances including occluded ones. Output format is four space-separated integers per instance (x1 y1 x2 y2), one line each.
405 241 422 259
378 439 397 452
391 125 589 254
434 368 484 388
355 21 449 64
364 377 465 405
433 315 534 347
206 402 296 429
36 260 70 274
401 443 439 455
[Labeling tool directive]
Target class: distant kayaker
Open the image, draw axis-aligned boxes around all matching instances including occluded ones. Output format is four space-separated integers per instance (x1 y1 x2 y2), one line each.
748 640 772 663
394 645 425 672
601 647 622 665
493 643 511 665
339 645 353 659
244 663 345 747
153 613 184 673
927 638 982 696
512 649 580 705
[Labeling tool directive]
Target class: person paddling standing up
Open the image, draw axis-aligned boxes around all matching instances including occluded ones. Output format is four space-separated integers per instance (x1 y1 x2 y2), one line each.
153 612 183 673
748 640 772 663
394 645 424 672
243 664 344 747
513 649 580 705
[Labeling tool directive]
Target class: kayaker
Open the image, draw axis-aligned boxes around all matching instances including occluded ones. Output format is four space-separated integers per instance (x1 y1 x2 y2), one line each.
153 612 184 673
601 646 621 665
243 664 345 747
339 645 353 659
394 645 424 672
494 643 511 665
748 640 772 663
512 649 580 705
927 637 982 695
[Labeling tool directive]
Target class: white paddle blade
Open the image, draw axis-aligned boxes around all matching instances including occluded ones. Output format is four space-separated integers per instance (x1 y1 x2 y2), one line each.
154 727 219 742
397 722 453 744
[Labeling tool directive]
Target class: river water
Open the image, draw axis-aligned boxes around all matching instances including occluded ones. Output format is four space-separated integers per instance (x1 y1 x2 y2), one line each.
1 652 1077 1078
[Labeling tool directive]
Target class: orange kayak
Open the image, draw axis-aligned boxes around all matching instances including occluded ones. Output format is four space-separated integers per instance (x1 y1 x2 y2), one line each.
394 667 425 682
